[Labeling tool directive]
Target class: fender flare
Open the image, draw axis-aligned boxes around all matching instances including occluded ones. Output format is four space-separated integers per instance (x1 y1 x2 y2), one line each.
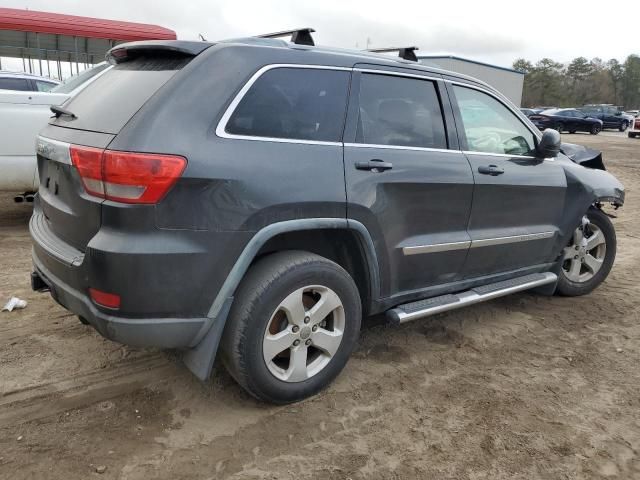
183 218 380 380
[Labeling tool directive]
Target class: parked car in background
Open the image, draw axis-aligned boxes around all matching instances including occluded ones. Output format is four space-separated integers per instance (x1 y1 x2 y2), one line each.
0 71 59 92
628 117 640 138
580 104 631 131
625 109 639 118
30 38 624 404
520 108 536 117
529 108 603 135
0 63 110 198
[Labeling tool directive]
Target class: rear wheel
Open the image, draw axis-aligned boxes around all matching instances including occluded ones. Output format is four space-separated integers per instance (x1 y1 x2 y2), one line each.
221 251 361 404
629 132 637 139
590 124 601 135
619 121 629 132
556 208 616 296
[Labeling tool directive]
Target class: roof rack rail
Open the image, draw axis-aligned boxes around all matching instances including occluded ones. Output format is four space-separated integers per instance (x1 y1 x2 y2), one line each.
257 28 316 46
368 46 419 62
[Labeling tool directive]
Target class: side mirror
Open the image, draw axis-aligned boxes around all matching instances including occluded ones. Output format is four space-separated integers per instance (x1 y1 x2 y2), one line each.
537 129 561 158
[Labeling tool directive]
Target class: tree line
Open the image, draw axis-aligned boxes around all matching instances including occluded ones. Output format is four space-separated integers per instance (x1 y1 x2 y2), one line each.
513 55 640 109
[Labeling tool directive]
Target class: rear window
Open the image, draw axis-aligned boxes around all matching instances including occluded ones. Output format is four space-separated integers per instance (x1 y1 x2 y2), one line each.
225 67 350 143
51 63 110 94
51 56 190 134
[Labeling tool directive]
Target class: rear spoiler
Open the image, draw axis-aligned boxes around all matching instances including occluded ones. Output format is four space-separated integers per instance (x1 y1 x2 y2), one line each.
106 40 213 64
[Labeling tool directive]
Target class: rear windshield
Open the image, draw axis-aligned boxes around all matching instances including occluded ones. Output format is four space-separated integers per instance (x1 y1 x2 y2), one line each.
51 63 110 94
51 56 190 134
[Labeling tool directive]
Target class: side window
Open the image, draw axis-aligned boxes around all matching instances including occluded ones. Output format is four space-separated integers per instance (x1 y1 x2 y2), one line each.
356 74 447 149
226 67 350 142
35 80 57 92
453 85 536 156
0 77 32 91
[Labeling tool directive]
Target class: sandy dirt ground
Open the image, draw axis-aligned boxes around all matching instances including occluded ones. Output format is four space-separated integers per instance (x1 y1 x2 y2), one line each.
1 134 639 479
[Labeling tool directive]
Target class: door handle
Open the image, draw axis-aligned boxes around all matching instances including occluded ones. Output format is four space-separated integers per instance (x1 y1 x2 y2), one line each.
355 159 393 172
478 164 504 176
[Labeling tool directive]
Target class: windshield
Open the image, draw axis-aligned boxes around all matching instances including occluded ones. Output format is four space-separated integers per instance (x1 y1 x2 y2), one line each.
50 63 110 94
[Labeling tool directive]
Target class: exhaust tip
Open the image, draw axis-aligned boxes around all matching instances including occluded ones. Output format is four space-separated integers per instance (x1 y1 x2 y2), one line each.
25 194 35 203
14 195 25 203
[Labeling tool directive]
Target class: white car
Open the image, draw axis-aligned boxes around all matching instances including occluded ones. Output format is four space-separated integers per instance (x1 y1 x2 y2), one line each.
0 71 60 92
0 63 111 198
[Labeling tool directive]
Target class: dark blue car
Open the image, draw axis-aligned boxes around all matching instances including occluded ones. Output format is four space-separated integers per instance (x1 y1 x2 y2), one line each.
529 108 603 135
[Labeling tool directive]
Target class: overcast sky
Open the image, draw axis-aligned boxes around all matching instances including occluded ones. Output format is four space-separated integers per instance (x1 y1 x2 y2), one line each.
3 0 640 68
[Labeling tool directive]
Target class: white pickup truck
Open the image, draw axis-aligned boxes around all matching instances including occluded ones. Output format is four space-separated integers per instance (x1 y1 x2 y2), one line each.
0 63 111 201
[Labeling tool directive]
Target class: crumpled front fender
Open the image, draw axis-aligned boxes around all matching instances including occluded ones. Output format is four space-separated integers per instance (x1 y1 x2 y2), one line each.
563 161 625 207
551 159 624 263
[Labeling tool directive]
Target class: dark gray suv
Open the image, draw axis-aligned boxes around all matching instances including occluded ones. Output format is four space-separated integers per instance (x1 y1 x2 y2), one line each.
30 33 625 403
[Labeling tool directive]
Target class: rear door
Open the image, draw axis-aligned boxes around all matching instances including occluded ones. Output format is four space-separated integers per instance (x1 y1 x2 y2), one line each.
447 83 567 278
344 67 474 298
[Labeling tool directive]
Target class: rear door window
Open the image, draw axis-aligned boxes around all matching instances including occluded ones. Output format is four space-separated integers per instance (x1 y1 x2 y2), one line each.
35 80 57 92
225 67 350 143
355 73 447 149
0 77 32 91
52 56 190 134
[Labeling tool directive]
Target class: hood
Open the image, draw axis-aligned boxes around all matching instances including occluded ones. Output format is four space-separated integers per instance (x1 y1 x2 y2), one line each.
560 142 605 170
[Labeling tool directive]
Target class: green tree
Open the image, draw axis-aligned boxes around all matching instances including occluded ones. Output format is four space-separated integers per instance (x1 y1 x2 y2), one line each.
622 55 640 108
607 59 624 105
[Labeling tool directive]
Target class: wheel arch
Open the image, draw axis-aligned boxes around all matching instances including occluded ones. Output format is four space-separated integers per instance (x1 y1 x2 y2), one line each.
182 218 380 381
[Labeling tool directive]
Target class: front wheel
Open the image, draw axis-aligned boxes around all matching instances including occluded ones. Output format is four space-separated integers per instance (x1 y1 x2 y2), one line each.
555 122 564 133
619 121 629 132
590 124 602 135
221 251 361 404
556 208 616 296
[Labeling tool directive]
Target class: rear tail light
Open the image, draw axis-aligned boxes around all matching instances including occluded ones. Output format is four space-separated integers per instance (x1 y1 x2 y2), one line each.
89 288 121 309
70 145 186 204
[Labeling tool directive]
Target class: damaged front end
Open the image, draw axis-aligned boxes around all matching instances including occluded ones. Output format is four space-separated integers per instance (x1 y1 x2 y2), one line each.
550 142 625 265
560 142 624 208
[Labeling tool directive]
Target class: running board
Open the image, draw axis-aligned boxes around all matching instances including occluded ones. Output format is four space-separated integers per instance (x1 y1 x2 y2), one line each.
387 272 557 325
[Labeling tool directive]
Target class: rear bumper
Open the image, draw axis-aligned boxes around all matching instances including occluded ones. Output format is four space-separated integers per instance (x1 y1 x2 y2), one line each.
32 253 207 348
28 201 241 349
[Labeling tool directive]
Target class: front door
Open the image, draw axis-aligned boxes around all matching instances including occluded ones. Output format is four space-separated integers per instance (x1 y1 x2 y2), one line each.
343 68 474 298
447 83 568 278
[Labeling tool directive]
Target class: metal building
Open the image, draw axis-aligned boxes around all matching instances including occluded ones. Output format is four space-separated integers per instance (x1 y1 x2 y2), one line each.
0 7 176 79
418 55 524 106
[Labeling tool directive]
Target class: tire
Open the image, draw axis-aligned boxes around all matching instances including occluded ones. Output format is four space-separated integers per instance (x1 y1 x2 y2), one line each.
629 132 637 139
569 130 576 134
619 121 628 132
220 251 361 404
555 122 564 133
590 124 601 135
556 208 616 297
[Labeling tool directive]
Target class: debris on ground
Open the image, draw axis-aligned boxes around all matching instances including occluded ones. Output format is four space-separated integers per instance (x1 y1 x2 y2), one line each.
2 297 27 312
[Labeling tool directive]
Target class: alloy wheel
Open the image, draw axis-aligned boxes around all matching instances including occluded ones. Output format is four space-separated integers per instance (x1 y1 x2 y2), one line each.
262 285 345 382
562 217 607 283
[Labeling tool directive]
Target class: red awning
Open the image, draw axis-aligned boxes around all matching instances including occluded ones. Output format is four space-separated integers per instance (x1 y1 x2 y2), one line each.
0 7 176 41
